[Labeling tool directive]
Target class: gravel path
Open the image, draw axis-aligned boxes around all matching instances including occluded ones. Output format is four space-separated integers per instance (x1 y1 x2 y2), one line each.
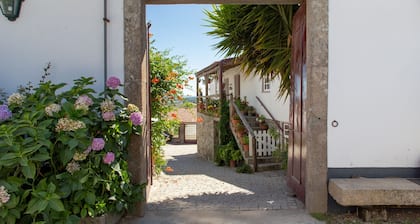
146 144 304 211
122 144 323 223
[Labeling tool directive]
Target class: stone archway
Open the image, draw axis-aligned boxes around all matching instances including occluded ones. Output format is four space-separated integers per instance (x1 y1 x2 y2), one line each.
123 0 328 216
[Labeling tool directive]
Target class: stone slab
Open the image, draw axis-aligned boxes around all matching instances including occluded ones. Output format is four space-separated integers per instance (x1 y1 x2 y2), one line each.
329 178 420 206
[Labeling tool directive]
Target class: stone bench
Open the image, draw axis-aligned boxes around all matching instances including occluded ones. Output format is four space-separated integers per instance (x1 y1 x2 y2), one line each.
329 178 420 221
329 178 420 206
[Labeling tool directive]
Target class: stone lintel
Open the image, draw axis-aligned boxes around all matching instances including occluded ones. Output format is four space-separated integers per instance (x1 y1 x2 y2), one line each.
146 0 301 4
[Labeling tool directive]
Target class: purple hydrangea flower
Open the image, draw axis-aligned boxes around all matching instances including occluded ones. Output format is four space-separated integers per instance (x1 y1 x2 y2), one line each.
102 111 116 121
103 152 115 165
0 105 12 121
130 112 143 126
106 76 121 89
91 138 105 151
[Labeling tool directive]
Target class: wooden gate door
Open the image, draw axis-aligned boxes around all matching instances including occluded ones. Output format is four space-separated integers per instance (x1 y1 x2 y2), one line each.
287 3 306 203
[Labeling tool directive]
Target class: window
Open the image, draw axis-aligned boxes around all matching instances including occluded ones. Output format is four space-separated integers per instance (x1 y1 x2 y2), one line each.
262 76 271 92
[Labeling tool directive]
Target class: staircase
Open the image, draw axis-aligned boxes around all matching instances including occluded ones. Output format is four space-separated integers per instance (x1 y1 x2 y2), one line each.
230 100 286 172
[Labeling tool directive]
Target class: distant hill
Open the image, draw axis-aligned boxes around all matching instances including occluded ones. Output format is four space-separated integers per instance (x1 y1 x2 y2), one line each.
183 96 197 104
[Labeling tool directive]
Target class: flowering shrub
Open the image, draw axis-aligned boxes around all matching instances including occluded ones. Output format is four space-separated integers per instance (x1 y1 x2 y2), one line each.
0 76 144 223
150 46 191 175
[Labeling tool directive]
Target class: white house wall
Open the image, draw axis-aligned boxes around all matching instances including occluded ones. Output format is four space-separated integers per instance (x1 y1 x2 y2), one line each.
0 0 124 94
328 0 420 168
223 66 289 122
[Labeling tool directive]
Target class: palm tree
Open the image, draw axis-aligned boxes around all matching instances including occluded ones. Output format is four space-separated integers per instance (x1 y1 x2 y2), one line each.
205 5 298 97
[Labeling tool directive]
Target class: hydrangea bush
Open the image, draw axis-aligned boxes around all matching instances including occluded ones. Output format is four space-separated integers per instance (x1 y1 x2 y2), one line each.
0 76 144 223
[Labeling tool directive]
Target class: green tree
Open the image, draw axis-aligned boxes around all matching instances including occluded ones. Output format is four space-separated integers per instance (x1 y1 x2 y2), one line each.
150 45 192 175
205 5 298 97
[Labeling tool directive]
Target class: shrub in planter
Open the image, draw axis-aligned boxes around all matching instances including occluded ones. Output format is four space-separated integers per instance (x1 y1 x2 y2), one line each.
0 76 144 223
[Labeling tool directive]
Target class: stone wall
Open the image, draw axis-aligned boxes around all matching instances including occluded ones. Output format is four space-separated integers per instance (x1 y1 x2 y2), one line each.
197 113 219 161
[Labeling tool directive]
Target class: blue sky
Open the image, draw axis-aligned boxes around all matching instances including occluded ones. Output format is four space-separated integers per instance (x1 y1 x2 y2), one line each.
146 5 224 95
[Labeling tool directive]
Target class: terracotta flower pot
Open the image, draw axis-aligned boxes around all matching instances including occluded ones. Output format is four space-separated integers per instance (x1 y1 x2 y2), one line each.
259 123 268 130
232 119 239 126
243 144 249 152
230 160 236 168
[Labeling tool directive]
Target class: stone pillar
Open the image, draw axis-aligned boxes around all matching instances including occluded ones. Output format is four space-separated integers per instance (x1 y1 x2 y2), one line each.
305 0 328 213
179 123 186 144
124 0 148 217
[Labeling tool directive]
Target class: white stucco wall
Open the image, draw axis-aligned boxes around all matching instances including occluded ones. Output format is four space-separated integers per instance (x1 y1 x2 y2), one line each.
0 0 124 94
328 0 420 168
223 66 289 122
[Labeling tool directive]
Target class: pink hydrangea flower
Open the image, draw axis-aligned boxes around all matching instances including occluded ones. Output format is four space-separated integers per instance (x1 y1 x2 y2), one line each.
130 112 143 126
106 76 121 89
103 152 115 165
102 111 116 121
75 95 93 111
91 138 105 151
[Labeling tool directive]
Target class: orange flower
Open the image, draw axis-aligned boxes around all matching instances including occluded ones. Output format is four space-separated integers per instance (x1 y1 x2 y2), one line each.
197 117 204 123
169 71 178 78
171 113 177 118
188 76 194 80
177 95 183 100
176 83 183 89
151 77 160 84
165 166 174 172
169 89 177 94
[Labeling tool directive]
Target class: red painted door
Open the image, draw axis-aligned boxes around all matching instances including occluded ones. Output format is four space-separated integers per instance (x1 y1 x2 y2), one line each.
287 3 306 203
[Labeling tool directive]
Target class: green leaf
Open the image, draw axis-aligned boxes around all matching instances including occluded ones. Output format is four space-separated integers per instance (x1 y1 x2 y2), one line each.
67 139 79 150
59 147 74 164
74 191 85 202
14 127 36 137
0 153 18 161
22 144 42 155
26 198 48 214
48 199 65 212
85 192 96 205
0 158 19 167
66 215 81 224
38 139 53 149
5 195 19 208
31 152 50 162
38 119 53 129
5 215 15 224
62 102 74 114
47 183 56 194
22 162 36 179
8 208 20 219
80 208 87 218
19 156 28 166
0 208 7 218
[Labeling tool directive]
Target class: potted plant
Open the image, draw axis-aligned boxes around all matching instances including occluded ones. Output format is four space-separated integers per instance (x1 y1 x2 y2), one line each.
231 113 240 125
256 115 268 130
236 123 245 136
230 149 242 167
242 135 250 152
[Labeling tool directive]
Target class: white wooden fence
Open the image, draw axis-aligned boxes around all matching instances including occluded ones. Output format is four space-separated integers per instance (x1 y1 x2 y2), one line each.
253 130 280 157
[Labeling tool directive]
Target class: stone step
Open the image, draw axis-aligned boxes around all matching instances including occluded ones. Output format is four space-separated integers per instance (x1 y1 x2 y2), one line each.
249 162 282 171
